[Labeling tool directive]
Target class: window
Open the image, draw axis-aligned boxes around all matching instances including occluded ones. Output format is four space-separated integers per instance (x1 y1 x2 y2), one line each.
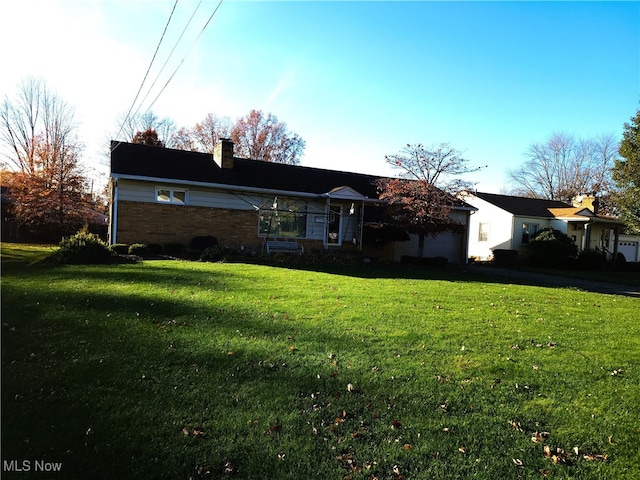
156 187 187 204
521 223 539 244
259 198 307 238
478 223 489 242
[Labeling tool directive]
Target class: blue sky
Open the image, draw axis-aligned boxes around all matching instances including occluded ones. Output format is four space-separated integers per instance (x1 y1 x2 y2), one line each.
2 1 638 193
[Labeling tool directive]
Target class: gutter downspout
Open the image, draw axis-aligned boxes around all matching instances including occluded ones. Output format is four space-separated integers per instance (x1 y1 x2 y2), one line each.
359 199 365 251
111 177 119 245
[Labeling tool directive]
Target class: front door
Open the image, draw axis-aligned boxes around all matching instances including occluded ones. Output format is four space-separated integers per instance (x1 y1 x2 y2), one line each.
326 205 342 245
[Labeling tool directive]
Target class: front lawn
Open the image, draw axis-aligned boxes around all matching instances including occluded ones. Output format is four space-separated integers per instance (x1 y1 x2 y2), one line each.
2 243 639 479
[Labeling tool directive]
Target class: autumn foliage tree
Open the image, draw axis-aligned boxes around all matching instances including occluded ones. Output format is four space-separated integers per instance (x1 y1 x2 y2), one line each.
1 78 99 240
230 110 305 164
132 127 165 147
172 113 233 153
377 143 480 256
125 109 305 164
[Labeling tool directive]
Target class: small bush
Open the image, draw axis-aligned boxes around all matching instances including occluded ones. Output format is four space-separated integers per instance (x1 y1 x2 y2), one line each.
191 236 218 251
109 244 129 255
163 242 185 256
147 243 163 256
128 243 149 257
57 231 112 264
492 249 518 267
577 249 607 270
200 245 223 262
521 228 577 267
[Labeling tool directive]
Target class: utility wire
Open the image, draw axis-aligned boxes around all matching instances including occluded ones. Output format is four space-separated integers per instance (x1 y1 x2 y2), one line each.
114 0 179 142
142 0 224 118
130 0 204 123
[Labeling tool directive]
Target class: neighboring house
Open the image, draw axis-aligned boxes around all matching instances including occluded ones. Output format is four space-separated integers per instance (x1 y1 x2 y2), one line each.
109 140 474 263
461 191 627 261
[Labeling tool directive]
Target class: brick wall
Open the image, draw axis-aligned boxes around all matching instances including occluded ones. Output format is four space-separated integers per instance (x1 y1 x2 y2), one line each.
115 200 393 257
116 201 262 250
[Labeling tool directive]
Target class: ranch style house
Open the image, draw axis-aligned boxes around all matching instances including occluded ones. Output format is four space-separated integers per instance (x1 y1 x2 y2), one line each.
108 139 475 262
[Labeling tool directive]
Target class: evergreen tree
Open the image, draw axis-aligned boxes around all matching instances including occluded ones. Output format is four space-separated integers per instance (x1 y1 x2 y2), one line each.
613 108 640 233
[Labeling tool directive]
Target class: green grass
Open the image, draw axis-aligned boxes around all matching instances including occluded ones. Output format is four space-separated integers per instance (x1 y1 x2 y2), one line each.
2 243 639 480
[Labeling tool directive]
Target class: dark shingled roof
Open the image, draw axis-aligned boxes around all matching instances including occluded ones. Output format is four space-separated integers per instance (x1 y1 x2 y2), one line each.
472 191 571 217
110 141 382 198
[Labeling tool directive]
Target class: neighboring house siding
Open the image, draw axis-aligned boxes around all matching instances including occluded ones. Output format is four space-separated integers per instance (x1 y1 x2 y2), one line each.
466 197 513 260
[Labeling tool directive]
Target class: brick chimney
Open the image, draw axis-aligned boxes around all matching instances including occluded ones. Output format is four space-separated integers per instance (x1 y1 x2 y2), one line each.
572 194 599 214
213 138 234 169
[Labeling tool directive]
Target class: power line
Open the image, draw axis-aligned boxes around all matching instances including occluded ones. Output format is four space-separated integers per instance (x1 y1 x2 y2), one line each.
130 0 204 123
142 0 224 118
114 0 179 142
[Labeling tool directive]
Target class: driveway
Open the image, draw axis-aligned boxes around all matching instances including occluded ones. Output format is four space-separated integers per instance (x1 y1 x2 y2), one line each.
466 264 640 298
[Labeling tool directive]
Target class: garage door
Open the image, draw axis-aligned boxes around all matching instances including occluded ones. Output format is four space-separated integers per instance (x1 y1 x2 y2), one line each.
618 241 638 262
394 232 464 263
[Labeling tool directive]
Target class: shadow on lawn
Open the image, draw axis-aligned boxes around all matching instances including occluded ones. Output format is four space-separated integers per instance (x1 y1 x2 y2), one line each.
2 267 404 479
3 260 637 478
263 258 640 298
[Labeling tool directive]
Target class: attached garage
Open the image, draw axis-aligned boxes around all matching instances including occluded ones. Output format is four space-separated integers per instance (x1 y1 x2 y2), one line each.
618 237 640 263
394 231 465 264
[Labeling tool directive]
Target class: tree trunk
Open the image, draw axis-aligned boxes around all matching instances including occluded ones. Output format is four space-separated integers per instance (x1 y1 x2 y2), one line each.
417 232 425 258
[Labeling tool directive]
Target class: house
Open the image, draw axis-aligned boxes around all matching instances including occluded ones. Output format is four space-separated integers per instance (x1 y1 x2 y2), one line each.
461 191 627 261
108 140 474 263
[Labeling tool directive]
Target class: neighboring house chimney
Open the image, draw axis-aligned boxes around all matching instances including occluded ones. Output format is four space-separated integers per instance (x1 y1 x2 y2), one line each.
572 194 599 214
214 138 234 169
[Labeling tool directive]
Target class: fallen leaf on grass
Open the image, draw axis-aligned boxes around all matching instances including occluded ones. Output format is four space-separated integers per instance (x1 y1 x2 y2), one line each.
512 458 523 466
509 420 523 432
195 464 213 475
223 461 237 475
583 453 609 462
391 420 402 429
193 427 207 438
543 445 570 465
531 431 549 443
266 421 282 435
458 447 467 454
183 426 207 438
402 443 412 450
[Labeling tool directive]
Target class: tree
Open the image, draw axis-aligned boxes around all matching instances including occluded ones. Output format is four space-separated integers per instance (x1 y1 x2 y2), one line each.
171 113 232 153
508 132 617 203
230 109 305 164
116 111 177 148
377 143 480 256
1 78 98 239
132 127 164 147
613 108 640 233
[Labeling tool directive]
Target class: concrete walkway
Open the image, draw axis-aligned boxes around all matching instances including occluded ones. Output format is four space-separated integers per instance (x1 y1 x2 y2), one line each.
466 264 640 298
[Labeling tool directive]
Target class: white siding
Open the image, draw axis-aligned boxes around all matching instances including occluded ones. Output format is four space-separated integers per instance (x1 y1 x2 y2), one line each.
463 195 514 260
